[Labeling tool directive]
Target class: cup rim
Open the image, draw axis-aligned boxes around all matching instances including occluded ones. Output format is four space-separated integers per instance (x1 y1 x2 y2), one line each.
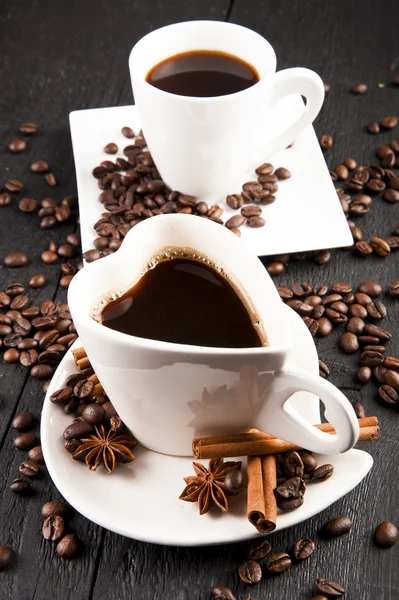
129 20 277 104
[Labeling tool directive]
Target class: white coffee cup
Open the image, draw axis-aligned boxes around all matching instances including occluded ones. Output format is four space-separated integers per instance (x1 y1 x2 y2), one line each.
68 215 358 457
129 20 324 201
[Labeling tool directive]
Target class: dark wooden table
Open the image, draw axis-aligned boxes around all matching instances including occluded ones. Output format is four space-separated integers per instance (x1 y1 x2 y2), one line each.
1 1 398 598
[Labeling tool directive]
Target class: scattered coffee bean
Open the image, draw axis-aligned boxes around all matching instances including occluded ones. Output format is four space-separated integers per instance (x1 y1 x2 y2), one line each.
246 216 265 228
29 274 47 289
381 116 398 130
42 515 65 541
238 560 262 585
5 179 23 193
9 138 28 152
319 360 329 379
275 167 291 180
56 534 79 559
19 460 40 478
367 121 380 134
31 160 49 173
359 281 381 297
41 500 69 519
28 445 44 464
45 173 57 186
82 403 104 424
3 348 20 363
19 197 37 213
4 253 29 267
355 241 373 256
320 135 333 151
377 385 398 406
312 464 334 481
12 411 34 431
0 192 12 207
384 370 399 390
246 537 271 560
63 420 93 440
211 586 237 600
292 538 315 562
352 83 367 94
284 451 304 478
224 468 243 496
321 515 352 538
0 545 13 570
121 126 135 138
10 478 32 495
14 433 39 450
339 332 359 353
225 215 245 229
357 368 371 385
388 280 399 297
314 578 345 598
374 521 398 548
20 122 37 134
30 364 54 379
370 237 390 257
104 142 118 154
266 552 291 574
383 189 399 203
384 356 399 370
267 262 285 276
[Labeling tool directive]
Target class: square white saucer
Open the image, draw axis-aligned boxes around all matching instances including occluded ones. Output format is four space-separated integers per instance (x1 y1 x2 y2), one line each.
70 96 353 256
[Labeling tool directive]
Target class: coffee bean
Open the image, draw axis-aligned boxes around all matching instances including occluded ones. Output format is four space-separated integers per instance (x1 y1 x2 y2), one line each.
321 515 352 538
83 249 101 263
223 468 243 496
121 126 135 138
360 350 383 367
278 287 293 300
57 244 76 258
225 215 245 229
381 116 398 130
357 368 371 385
383 189 399 203
266 552 291 574
355 241 373 256
57 534 80 559
366 300 386 320
385 236 399 249
40 215 57 229
267 262 285 276
12 411 34 431
14 432 39 450
388 176 399 190
211 586 237 600
28 445 44 464
241 205 262 218
60 275 73 289
5 179 23 193
344 158 357 170
284 451 304 478
319 360 329 379
43 515 65 541
314 249 331 264
17 197 38 215
20 122 37 134
335 165 349 180
255 162 274 175
4 252 28 267
300 452 318 473
320 135 333 150
74 379 95 399
293 538 315 560
275 167 291 180
374 366 387 384
364 323 391 341
352 83 367 94
384 370 399 390
10 295 29 311
246 537 271 561
370 237 390 257
367 121 380 134
246 216 265 228
0 545 13 571
359 281 381 297
42 500 69 519
384 356 399 370
10 478 32 495
238 560 262 585
81 403 104 425
63 195 78 208
374 521 398 548
19 459 40 478
312 464 334 481
0 192 12 207
314 578 345 598
346 317 365 335
0 323 12 335
31 160 49 173
55 205 71 222
339 332 359 354
3 348 20 363
348 303 368 319
63 420 93 440
350 226 363 242
30 364 54 379
378 385 398 406
29 274 47 289
275 476 305 500
21 306 40 319
41 250 58 264
45 173 57 186
388 280 399 297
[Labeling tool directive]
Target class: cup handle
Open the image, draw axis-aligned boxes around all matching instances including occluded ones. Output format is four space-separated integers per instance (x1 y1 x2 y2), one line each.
259 67 325 158
254 364 359 454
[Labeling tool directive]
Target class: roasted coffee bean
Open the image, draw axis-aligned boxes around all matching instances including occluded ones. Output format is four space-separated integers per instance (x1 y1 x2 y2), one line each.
104 142 118 154
377 385 398 406
319 360 329 379
370 237 390 257
352 82 367 94
374 366 387 384
21 306 40 319
360 350 383 367
3 348 20 363
323 294 343 306
266 552 291 574
348 303 368 319
284 451 304 478
339 332 359 354
62 195 78 208
275 167 291 180
312 464 334 481
74 379 95 399
381 116 398 129
55 205 71 222
60 275 73 288
359 336 380 346
385 236 399 248
42 515 65 541
14 432 39 450
63 420 93 440
384 370 399 390
83 249 101 262
367 121 380 134
346 316 365 335
28 445 44 464
321 515 352 538
366 300 386 320
335 165 349 180
300 452 318 473
9 138 28 153
275 477 305 501
29 274 47 289
6 282 25 297
374 521 398 548
14 316 33 335
325 309 347 325
388 176 399 191
241 205 262 218
19 459 40 478
61 263 76 277
0 545 13 570
364 324 391 341
255 162 274 175
41 500 69 519
40 215 57 228
223 468 243 496
30 364 54 379
344 157 357 170
4 252 28 267
350 226 363 242
355 241 373 256
211 586 237 600
319 135 333 151
12 411 34 431
225 215 245 229
121 126 135 138
0 323 12 335
30 160 48 173
366 179 386 193
41 250 58 264
57 333 77 347
314 249 331 264
0 292 11 307
81 403 104 425
330 301 348 315
314 578 345 598
45 173 56 186
246 537 271 560
10 295 29 311
0 192 12 206
388 280 399 297
359 281 381 297
102 401 117 421
238 560 262 585
384 357 399 370
293 538 315 560
57 534 80 559
5 179 23 193
18 197 37 213
277 287 293 300
266 262 285 276
246 216 265 228
10 478 32 495
64 439 81 454
384 189 399 203
57 244 76 258
364 345 385 354
357 368 371 385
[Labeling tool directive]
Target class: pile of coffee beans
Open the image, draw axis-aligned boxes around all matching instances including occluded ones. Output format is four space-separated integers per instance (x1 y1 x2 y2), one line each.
41 501 80 559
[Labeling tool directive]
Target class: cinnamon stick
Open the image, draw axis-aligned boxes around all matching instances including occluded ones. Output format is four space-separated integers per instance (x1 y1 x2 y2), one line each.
88 373 105 396
247 455 277 533
193 417 379 459
72 347 86 364
72 348 105 395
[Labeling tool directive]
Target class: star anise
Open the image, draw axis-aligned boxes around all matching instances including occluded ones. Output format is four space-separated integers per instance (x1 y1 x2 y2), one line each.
179 458 242 515
72 424 137 473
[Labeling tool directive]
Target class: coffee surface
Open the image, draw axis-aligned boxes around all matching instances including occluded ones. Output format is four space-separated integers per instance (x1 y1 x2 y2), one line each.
146 50 259 97
101 257 265 348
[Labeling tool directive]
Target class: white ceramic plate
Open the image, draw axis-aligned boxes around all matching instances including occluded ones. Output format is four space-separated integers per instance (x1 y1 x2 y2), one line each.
70 97 353 257
41 305 372 546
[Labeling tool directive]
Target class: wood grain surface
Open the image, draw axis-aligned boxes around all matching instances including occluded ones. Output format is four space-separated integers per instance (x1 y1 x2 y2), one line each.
0 0 398 598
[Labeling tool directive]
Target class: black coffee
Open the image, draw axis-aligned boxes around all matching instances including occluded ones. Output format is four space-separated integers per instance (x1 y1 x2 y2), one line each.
100 253 265 348
146 50 259 97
